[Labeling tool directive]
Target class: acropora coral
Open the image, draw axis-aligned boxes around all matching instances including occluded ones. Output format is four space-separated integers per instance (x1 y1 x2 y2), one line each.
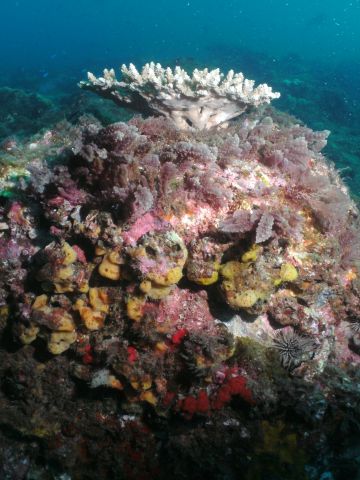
80 62 280 130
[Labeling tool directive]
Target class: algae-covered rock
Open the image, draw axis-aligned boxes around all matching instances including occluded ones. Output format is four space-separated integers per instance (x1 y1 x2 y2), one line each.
1 76 360 479
219 253 276 314
128 230 188 299
186 237 224 285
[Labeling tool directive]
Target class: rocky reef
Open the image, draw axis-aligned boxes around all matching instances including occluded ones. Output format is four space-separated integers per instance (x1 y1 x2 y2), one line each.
1 64 360 479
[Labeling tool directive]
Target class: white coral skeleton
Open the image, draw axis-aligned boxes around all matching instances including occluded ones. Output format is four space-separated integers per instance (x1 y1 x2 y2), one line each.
80 62 280 130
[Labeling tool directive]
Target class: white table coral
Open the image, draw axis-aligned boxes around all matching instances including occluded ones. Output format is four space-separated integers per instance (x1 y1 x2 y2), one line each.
80 62 280 130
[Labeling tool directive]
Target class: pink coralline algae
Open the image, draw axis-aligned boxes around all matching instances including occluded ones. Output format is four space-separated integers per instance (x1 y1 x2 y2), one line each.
1 67 360 479
2 107 359 381
1 114 358 354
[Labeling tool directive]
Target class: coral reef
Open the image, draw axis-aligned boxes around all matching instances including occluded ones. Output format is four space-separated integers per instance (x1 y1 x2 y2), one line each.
0 87 56 140
80 62 280 130
1 63 360 479
0 120 81 197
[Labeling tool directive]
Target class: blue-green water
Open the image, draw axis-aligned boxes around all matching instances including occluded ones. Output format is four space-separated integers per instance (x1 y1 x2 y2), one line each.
1 0 360 194
2 0 360 69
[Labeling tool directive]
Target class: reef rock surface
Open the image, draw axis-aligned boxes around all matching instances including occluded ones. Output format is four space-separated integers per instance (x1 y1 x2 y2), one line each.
1 97 360 479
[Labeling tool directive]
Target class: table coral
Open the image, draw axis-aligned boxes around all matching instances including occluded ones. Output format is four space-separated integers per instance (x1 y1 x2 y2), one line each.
80 62 280 130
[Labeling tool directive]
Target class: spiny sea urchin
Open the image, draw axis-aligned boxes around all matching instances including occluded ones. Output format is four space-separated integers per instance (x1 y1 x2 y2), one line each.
349 318 360 335
272 329 317 370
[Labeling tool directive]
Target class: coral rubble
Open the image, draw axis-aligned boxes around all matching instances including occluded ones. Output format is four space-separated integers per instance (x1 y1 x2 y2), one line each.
1 64 360 479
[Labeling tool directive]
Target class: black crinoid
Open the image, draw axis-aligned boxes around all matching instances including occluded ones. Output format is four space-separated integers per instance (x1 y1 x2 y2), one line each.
272 329 317 371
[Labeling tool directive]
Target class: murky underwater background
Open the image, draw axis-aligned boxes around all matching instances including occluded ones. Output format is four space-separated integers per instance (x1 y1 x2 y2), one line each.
1 0 360 196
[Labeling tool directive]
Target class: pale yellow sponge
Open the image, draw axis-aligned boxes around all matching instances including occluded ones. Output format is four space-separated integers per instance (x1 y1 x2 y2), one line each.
280 263 298 282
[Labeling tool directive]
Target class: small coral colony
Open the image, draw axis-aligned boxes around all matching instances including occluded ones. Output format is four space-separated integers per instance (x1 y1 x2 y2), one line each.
1 62 360 476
